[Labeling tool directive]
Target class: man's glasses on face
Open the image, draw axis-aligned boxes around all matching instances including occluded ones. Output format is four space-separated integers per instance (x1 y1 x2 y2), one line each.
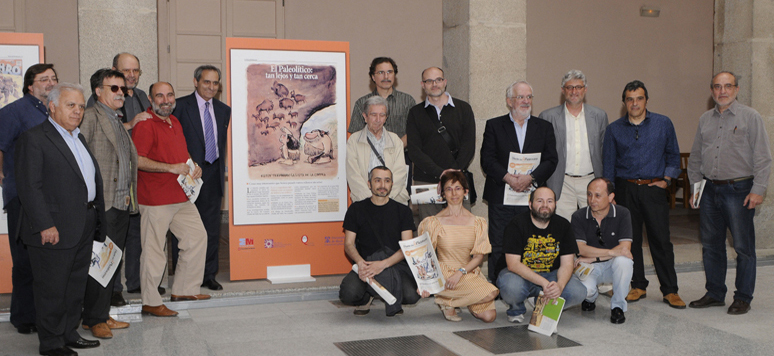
711 83 736 91
35 76 58 83
121 69 142 76
563 85 585 91
103 85 128 95
375 70 394 76
422 78 445 85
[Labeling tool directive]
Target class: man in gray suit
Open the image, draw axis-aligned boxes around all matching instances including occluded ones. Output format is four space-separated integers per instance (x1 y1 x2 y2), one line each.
539 70 608 220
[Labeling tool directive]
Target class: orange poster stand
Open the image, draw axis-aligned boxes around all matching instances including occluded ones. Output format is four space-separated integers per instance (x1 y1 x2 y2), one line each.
226 38 351 280
0 32 45 293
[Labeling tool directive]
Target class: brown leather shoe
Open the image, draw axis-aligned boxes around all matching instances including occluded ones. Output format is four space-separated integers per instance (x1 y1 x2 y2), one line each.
727 299 751 315
89 322 113 339
171 294 211 302
106 317 129 329
663 293 686 309
142 304 179 317
626 288 647 302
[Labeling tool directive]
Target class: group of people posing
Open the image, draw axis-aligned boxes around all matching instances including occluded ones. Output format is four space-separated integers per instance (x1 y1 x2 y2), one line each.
340 58 771 327
1 54 231 356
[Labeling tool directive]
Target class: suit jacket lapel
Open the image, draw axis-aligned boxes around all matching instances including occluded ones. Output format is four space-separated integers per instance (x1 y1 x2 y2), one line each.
186 97 206 145
95 104 120 151
213 100 228 145
502 115 521 153
555 106 567 146
43 120 86 185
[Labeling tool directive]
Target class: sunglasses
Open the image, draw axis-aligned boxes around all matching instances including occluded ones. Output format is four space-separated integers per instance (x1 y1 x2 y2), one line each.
596 224 605 246
102 85 128 95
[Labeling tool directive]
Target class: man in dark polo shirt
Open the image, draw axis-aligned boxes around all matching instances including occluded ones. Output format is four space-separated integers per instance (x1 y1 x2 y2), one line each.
572 178 633 324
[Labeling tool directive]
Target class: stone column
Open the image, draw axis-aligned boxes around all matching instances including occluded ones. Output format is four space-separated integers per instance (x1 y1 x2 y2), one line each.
77 0 158 89
443 0 527 217
715 0 774 249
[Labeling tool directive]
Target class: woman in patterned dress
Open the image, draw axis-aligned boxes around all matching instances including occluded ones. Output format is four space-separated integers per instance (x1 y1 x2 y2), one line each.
417 171 499 322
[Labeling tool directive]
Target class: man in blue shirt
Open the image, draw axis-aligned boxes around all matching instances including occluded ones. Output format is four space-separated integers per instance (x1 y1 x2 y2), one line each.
0 63 58 334
602 80 685 309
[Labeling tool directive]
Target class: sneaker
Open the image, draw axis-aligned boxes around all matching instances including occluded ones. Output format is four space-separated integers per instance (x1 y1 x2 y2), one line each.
354 296 374 316
598 283 613 295
610 307 626 324
507 314 525 323
582 300 596 311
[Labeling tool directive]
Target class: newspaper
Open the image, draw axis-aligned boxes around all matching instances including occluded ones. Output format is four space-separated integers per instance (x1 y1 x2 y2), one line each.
504 152 541 206
573 262 594 281
692 179 707 208
399 232 446 294
410 184 468 205
351 264 397 305
528 293 565 336
178 159 203 203
89 236 122 288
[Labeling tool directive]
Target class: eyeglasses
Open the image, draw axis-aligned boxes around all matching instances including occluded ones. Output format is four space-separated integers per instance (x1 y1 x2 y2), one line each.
563 85 585 91
596 224 605 246
711 83 737 91
422 77 445 85
120 69 142 75
34 76 58 83
375 70 394 76
511 95 534 100
102 85 128 95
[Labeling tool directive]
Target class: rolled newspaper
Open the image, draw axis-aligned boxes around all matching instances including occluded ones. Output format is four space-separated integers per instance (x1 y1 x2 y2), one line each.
351 264 397 305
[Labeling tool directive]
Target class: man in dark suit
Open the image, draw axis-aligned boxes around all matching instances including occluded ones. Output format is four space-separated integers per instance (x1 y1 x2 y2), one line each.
480 80 558 283
15 83 106 356
172 65 231 290
539 70 608 220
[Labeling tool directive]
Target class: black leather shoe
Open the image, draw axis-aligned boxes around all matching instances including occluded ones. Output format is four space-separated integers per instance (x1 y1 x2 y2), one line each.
65 337 100 349
110 291 127 307
126 287 141 294
17 323 37 334
158 286 166 295
39 346 76 356
610 307 625 324
582 300 596 311
727 299 750 315
689 295 725 308
201 279 223 291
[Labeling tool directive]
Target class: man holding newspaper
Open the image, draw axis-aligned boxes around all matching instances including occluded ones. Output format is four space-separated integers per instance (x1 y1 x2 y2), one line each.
687 71 772 315
339 166 420 316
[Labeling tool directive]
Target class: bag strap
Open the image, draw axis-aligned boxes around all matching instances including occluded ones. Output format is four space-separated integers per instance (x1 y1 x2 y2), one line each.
425 105 459 158
366 136 387 166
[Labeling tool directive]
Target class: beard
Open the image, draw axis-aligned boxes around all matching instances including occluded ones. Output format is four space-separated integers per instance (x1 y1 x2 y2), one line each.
530 206 554 223
152 101 176 117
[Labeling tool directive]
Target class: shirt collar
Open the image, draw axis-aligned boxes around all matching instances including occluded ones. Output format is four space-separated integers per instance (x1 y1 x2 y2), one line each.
424 92 454 108
565 103 585 118
714 100 739 116
95 101 119 118
194 91 212 108
48 117 80 137
584 203 617 220
625 111 651 126
508 112 531 126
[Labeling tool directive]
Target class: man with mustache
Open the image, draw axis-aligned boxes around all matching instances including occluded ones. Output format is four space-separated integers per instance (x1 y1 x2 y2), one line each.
481 81 558 284
131 82 209 317
78 68 136 338
603 80 685 309
0 63 58 335
687 71 772 315
339 166 419 317
496 187 585 323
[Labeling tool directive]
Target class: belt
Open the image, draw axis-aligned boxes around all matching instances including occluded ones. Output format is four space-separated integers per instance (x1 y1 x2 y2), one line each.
566 172 594 178
86 201 96 209
626 178 663 185
707 176 753 185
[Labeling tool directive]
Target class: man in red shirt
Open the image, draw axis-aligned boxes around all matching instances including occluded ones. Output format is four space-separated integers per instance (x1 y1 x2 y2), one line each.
132 82 209 317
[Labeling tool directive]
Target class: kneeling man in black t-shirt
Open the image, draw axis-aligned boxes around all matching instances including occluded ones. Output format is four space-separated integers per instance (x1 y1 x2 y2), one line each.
339 166 419 316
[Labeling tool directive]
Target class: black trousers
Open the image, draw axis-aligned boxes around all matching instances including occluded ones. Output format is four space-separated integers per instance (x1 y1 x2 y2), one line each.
5 197 37 328
114 213 142 292
28 208 96 352
615 179 678 295
339 262 420 316
82 208 129 327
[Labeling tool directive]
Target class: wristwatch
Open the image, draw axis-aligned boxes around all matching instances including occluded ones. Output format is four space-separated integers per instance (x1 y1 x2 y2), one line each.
530 174 537 188
665 178 672 188
458 267 467 275
596 257 601 262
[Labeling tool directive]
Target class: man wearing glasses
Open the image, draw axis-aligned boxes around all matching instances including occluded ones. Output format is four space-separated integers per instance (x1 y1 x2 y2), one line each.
78 68 136 338
406 67 476 221
572 178 633 324
539 70 608 220
687 71 772 315
603 80 685 309
0 63 58 335
481 80 557 284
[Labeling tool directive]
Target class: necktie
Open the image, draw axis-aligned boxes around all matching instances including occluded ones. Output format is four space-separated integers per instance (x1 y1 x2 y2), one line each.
204 102 218 163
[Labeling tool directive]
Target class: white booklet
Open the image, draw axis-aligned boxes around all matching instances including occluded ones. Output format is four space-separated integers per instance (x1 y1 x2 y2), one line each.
399 232 446 295
410 184 469 205
89 236 122 288
528 293 565 336
504 152 541 206
178 158 203 203
692 179 707 208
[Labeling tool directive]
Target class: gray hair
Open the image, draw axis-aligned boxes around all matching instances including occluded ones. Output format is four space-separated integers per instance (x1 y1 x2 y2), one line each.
561 69 587 87
712 71 740 87
506 80 533 98
363 95 389 117
194 65 222 81
48 82 85 107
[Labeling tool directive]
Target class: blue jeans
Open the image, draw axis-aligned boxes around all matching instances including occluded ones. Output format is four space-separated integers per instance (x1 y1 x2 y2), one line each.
497 268 586 316
580 256 633 311
700 179 756 303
